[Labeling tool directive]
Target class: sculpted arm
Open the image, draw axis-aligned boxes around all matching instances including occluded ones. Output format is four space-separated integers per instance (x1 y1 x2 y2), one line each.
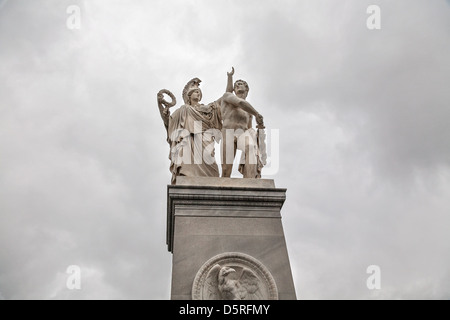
216 68 235 106
222 93 265 128
157 89 176 132
222 92 258 116
226 67 234 93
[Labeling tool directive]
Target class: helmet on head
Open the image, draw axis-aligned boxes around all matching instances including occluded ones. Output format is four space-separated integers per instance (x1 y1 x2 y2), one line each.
182 78 202 104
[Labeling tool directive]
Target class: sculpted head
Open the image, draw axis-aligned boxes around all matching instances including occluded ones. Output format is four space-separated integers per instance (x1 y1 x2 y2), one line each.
182 77 202 104
234 79 249 98
219 266 236 279
187 88 202 105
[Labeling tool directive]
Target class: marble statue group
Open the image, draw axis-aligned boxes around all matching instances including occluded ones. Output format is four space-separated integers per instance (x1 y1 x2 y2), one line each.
157 68 267 184
161 70 297 301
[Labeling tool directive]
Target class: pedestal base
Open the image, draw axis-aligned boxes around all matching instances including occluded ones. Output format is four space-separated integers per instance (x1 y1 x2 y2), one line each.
167 177 296 300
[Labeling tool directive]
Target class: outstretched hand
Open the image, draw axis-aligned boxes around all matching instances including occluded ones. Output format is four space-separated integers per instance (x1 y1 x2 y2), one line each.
256 113 265 129
227 67 235 77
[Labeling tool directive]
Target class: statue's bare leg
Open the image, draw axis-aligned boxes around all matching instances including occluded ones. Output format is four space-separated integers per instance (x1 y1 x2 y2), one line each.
221 129 237 177
242 142 258 178
237 130 258 178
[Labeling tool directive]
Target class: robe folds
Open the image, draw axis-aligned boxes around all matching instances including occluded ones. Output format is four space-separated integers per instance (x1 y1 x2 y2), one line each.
167 102 222 184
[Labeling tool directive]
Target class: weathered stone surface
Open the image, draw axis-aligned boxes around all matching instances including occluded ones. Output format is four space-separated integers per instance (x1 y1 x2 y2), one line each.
192 252 278 300
168 177 297 300
176 176 275 188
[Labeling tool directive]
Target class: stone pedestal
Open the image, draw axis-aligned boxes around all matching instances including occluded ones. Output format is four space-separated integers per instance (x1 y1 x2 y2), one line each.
167 177 297 300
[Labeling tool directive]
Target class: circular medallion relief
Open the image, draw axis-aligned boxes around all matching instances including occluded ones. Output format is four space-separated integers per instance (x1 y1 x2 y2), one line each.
192 252 278 300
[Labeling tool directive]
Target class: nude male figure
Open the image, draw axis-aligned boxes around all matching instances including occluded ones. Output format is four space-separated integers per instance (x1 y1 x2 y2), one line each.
220 68 265 178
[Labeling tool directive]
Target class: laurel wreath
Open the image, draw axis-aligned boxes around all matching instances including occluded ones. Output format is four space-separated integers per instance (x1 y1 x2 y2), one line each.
157 89 176 109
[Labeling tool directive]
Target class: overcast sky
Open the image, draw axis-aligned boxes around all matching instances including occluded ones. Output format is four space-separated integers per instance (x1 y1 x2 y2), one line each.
1 0 449 300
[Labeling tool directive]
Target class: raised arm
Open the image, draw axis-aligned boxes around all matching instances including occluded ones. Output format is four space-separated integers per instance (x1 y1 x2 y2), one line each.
226 67 234 93
215 68 235 106
157 89 176 133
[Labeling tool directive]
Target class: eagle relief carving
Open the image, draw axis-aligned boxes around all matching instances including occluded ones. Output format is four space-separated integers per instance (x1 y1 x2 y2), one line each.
205 265 264 300
192 252 278 300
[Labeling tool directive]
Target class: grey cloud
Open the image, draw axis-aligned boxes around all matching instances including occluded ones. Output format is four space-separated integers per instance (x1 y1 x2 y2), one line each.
1 0 449 300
